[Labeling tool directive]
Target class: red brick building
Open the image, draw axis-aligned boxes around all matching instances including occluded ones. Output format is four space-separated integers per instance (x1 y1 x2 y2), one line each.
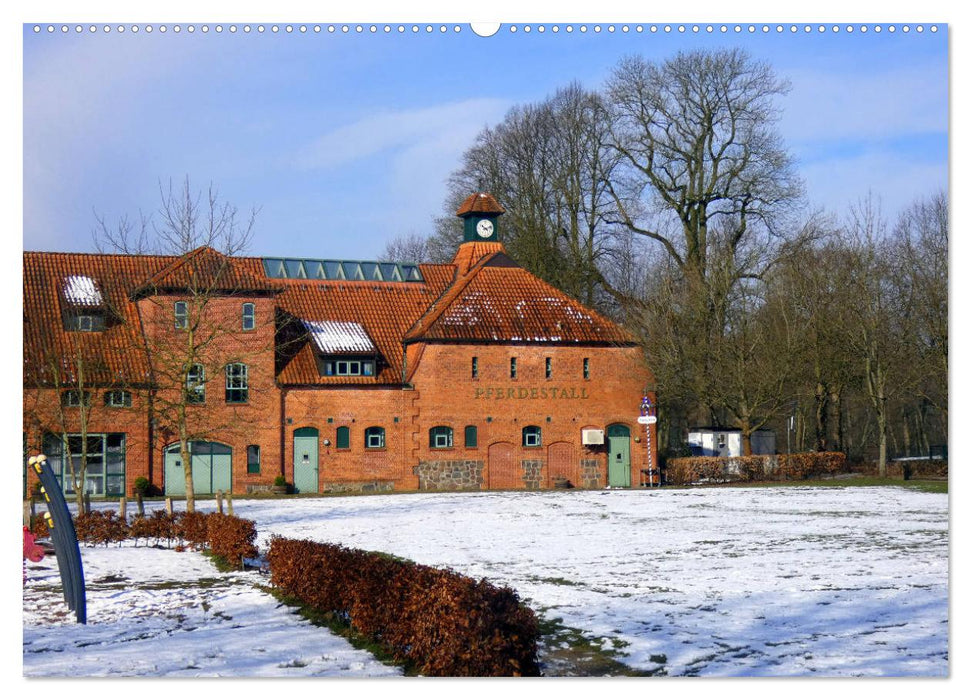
23 193 657 498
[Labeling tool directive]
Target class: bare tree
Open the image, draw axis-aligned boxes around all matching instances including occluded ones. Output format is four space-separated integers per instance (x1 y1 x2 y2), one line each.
893 191 948 428
379 231 431 263
838 196 915 475
100 177 263 511
604 49 806 423
439 83 624 307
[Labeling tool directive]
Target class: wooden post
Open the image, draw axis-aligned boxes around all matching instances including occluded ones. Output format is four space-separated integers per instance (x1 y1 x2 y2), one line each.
119 496 127 522
136 492 145 517
83 491 91 514
165 497 173 515
226 492 234 516
216 490 224 514
23 500 31 528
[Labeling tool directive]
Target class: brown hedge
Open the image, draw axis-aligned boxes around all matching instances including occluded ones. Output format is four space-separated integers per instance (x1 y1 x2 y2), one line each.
666 452 847 486
206 512 258 564
268 537 540 677
30 508 257 570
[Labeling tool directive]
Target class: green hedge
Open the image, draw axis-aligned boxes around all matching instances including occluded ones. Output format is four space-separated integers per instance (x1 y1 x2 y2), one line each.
268 536 540 677
666 452 847 486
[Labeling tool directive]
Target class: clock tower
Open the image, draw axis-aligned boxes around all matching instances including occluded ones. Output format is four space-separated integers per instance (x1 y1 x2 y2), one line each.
456 192 505 242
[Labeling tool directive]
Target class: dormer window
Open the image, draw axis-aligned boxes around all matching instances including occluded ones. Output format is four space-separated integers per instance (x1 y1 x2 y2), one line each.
65 311 106 332
301 319 380 379
323 358 375 377
61 275 107 332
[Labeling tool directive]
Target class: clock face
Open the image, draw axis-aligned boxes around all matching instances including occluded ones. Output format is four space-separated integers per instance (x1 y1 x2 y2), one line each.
476 219 495 238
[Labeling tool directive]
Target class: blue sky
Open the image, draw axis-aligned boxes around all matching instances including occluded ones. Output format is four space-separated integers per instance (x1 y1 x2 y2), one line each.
22 21 948 260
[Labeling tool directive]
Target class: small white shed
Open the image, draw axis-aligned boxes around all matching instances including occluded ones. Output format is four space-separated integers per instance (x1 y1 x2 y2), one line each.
688 428 776 457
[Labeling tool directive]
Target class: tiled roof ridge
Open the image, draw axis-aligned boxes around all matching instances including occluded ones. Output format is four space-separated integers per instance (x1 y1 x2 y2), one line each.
403 249 506 342
456 192 506 217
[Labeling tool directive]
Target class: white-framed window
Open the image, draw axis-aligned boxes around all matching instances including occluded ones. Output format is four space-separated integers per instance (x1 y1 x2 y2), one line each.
225 363 248 403
174 301 188 329
104 390 132 408
365 426 385 449
61 390 90 407
187 364 206 404
523 425 542 448
242 303 256 331
65 311 105 332
429 426 453 449
323 358 375 376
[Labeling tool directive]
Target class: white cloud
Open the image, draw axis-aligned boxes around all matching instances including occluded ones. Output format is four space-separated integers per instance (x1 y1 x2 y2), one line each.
293 98 509 171
800 149 947 220
780 62 947 144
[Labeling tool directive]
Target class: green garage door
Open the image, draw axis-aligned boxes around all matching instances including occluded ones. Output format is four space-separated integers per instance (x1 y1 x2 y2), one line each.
607 424 631 487
164 441 233 496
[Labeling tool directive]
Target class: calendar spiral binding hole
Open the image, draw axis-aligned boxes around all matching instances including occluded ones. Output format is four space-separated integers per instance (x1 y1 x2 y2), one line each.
34 23 939 36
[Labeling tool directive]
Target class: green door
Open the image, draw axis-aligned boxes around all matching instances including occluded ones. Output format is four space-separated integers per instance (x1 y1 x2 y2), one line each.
607 424 631 487
164 442 232 496
293 427 319 494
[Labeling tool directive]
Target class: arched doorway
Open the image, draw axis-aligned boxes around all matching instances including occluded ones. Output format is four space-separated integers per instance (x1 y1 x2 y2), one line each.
293 427 319 494
487 442 520 490
164 441 232 496
547 441 579 488
606 424 631 487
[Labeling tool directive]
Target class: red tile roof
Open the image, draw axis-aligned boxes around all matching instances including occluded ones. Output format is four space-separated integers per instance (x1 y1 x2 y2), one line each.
23 252 169 387
133 246 282 298
456 192 505 217
271 269 453 385
24 242 638 390
404 247 636 346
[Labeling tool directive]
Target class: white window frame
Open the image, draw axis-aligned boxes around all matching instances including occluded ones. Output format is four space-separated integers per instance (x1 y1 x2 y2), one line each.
104 390 132 408
430 426 453 449
242 303 256 331
187 364 206 404
174 301 188 329
225 363 249 403
365 427 385 449
523 425 542 448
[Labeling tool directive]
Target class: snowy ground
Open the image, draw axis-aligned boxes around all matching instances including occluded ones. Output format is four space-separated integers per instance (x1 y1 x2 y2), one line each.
23 485 948 677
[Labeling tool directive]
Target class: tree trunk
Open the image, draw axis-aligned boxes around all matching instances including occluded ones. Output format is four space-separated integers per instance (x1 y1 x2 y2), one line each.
814 381 828 451
180 438 195 513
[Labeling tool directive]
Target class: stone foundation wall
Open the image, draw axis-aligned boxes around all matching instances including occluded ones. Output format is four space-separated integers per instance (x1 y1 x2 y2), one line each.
415 460 484 490
522 459 544 489
580 458 602 488
322 481 394 494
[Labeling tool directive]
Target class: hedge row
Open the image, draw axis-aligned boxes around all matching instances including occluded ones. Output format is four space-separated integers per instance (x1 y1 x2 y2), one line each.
268 536 540 677
666 452 847 486
862 460 948 479
64 510 257 567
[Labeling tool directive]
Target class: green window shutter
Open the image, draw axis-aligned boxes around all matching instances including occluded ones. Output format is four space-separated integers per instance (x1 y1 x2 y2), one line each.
464 425 477 448
336 426 350 449
247 445 261 474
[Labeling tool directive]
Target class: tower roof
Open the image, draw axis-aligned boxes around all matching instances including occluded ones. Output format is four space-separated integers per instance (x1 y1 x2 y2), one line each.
456 192 505 217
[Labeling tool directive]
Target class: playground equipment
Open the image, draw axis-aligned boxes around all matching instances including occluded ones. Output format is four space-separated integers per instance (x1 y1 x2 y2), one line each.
26 455 86 624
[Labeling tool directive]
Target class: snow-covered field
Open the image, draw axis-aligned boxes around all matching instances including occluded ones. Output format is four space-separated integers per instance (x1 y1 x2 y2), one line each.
23 486 948 677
